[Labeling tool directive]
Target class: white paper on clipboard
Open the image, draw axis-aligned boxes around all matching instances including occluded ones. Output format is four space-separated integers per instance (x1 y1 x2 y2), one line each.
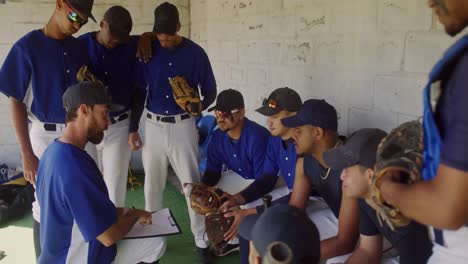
123 208 181 239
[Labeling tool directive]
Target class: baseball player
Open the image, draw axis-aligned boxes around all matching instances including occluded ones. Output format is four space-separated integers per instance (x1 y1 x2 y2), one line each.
218 87 302 263
36 81 164 264
0 0 96 258
323 129 432 264
135 2 217 262
202 89 294 259
78 6 146 207
282 99 360 262
379 1 468 263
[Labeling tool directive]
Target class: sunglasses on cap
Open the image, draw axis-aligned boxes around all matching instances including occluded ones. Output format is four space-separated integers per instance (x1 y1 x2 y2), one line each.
262 98 279 109
215 109 239 119
64 1 88 26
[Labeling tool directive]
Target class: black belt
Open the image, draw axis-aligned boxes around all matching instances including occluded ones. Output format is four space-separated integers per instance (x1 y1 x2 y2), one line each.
110 112 129 124
43 123 61 131
147 113 191 123
434 229 445 246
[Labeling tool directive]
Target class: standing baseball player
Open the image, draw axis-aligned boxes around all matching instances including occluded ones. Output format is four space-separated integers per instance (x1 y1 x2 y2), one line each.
136 2 217 263
282 99 360 262
323 129 432 264
36 81 163 264
0 0 96 259
78 6 146 207
379 1 468 263
218 87 302 263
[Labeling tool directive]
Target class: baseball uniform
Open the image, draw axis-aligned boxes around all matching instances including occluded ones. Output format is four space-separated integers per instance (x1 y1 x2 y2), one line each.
0 29 98 257
78 32 146 207
36 140 117 264
422 34 468 263
140 36 216 248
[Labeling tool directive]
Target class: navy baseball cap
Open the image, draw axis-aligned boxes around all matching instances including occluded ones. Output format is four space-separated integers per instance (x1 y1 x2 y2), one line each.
324 128 387 170
281 99 338 132
239 204 320 263
207 89 245 113
103 6 132 43
256 87 302 116
153 2 180 35
62 81 123 112
66 0 96 23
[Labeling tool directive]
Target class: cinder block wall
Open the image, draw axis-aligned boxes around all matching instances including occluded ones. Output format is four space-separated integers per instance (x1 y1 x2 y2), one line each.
0 0 189 168
190 0 461 135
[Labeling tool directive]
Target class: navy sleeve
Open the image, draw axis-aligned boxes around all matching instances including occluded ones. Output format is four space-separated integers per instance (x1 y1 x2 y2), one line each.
249 129 270 180
129 60 148 132
0 43 31 101
197 48 216 98
440 53 468 172
64 162 117 242
239 174 278 203
262 137 281 176
240 137 280 202
202 133 223 186
358 200 380 236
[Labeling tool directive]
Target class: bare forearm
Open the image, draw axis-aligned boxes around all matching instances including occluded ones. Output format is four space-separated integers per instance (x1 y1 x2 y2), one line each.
382 180 465 229
98 211 139 247
345 248 380 264
10 99 33 155
320 236 354 260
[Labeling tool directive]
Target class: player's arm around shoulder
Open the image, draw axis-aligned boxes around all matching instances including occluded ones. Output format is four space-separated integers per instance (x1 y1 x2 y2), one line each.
289 157 310 209
136 32 156 63
344 234 383 264
97 208 151 247
321 195 360 259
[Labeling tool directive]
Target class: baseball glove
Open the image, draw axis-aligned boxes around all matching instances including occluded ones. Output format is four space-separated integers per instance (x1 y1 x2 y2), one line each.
187 183 231 215
76 65 102 84
369 120 423 230
205 212 234 253
169 76 202 116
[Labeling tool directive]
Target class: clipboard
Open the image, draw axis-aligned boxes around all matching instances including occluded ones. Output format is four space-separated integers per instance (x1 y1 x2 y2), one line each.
123 208 182 240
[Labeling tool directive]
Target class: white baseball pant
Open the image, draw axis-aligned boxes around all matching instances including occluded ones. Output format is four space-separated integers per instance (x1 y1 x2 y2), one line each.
95 117 132 207
142 113 206 248
427 226 468 264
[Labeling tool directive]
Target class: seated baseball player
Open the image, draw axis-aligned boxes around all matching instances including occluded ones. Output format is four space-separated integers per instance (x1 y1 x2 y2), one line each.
218 87 302 263
201 89 274 254
282 99 360 262
36 82 163 264
239 204 320 264
323 128 432 264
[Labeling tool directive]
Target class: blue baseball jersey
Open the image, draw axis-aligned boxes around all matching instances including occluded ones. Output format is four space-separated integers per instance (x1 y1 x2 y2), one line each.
36 140 117 264
263 137 297 190
78 33 143 119
205 118 270 181
0 30 89 123
141 37 216 115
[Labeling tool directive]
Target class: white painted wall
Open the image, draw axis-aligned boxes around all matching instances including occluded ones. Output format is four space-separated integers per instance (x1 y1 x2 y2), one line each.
191 0 461 135
0 0 463 168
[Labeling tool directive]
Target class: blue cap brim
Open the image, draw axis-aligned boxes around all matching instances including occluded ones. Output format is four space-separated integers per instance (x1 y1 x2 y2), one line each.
323 147 357 170
238 214 260 241
281 115 306 128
